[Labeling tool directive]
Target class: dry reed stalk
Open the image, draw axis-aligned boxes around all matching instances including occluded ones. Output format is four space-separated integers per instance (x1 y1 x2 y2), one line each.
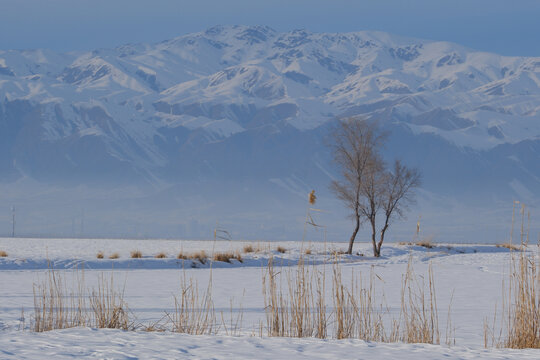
32 266 133 332
331 262 391 342
487 204 539 349
501 238 539 347
0 250 7 257
89 273 131 330
399 259 440 344
262 257 288 337
96 251 104 259
220 296 245 336
130 250 142 258
262 257 327 338
332 263 357 339
155 252 167 259
108 252 120 259
168 273 216 335
309 190 317 205
32 267 87 332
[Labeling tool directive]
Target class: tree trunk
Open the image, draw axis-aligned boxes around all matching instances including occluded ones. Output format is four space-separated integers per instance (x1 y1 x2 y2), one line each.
347 215 360 254
371 220 379 257
376 224 389 257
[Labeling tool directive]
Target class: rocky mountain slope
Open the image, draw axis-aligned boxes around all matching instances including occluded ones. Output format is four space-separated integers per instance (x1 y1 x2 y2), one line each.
0 26 538 240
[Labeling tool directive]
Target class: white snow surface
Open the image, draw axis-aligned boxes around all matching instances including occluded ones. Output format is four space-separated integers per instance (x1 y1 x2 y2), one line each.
0 238 538 359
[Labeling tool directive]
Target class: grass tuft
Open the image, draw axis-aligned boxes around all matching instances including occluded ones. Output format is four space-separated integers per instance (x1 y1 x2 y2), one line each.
496 243 521 251
213 251 243 263
155 252 167 259
276 246 287 254
0 250 7 257
96 251 104 259
243 245 254 253
415 240 434 249
130 250 143 259
177 251 207 264
108 252 120 259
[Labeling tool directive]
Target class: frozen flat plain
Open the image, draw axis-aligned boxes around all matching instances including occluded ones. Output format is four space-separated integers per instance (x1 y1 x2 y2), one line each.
0 237 538 359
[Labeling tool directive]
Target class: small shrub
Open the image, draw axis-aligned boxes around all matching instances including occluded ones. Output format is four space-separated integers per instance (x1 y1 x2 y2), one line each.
0 250 8 257
399 241 413 246
177 251 207 264
108 253 120 259
190 251 207 264
130 250 142 259
155 252 167 259
276 246 286 254
96 251 104 259
213 251 242 263
496 243 521 251
416 240 434 249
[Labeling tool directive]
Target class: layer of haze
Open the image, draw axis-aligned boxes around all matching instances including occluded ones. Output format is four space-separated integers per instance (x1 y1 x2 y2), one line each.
1 0 540 56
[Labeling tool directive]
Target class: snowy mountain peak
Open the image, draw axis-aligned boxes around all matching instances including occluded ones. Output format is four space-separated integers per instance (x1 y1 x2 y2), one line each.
0 26 539 209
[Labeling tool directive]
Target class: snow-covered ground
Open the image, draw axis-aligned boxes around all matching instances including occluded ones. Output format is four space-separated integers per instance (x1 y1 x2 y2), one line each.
0 237 538 359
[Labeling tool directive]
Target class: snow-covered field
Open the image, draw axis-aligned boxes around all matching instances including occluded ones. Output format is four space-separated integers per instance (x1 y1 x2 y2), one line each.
0 237 538 359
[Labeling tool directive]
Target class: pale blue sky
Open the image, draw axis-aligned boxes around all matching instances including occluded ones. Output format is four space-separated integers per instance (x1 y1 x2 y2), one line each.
1 0 539 56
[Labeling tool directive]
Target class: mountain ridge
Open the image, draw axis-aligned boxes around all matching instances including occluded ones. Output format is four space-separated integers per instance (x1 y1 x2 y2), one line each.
0 25 538 240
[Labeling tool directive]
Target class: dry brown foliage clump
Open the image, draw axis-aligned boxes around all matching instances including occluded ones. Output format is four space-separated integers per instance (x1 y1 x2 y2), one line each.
0 250 8 257
96 251 105 259
130 250 143 259
155 252 167 259
108 252 120 259
213 251 243 263
276 246 287 254
177 251 207 264
496 243 521 251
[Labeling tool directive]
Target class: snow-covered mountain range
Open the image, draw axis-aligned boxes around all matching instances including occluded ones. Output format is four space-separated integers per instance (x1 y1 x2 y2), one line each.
0 25 538 240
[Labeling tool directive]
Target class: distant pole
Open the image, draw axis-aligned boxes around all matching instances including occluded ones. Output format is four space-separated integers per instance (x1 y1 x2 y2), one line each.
11 206 15 238
81 209 84 237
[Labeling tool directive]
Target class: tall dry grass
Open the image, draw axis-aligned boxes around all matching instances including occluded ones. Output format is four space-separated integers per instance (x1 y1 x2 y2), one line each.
89 274 131 330
332 264 391 341
485 203 539 349
0 250 8 257
33 267 87 332
168 273 216 335
262 255 442 343
502 245 539 348
399 260 440 344
262 258 327 338
32 267 132 332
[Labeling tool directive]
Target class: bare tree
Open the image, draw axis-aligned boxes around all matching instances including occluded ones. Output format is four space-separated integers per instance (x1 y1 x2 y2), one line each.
330 118 385 255
330 118 421 256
